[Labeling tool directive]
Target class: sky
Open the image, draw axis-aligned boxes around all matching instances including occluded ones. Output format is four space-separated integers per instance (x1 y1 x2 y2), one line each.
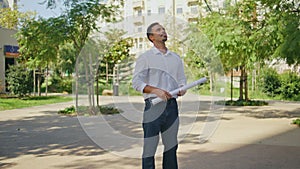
18 0 65 18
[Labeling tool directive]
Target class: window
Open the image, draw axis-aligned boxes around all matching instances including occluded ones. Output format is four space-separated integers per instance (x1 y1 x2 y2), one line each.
137 9 142 16
135 39 138 48
158 7 165 14
137 27 143 32
177 7 183 14
147 9 151 16
139 44 143 49
191 6 198 14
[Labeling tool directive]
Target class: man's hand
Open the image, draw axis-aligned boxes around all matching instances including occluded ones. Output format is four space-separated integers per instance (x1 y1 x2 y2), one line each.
152 88 172 101
143 85 172 101
178 89 186 96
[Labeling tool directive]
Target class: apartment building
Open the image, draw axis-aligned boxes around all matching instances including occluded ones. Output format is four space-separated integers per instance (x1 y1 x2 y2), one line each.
107 0 227 57
0 0 17 8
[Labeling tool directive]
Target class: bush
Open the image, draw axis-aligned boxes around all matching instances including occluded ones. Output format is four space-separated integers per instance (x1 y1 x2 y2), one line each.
259 68 281 97
216 100 268 106
58 105 121 116
292 118 300 127
259 68 300 101
279 71 300 100
47 75 73 93
6 65 33 97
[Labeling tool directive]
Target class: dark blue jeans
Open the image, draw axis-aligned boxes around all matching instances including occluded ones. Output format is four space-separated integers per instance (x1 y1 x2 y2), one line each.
142 98 179 169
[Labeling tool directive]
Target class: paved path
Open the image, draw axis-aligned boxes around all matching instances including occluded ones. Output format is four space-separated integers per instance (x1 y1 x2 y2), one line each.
1 94 300 169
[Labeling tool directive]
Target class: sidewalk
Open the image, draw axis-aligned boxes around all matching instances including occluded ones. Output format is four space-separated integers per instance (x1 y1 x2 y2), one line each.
1 94 300 169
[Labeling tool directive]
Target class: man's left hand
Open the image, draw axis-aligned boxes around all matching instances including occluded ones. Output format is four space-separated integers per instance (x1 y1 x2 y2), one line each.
178 89 186 96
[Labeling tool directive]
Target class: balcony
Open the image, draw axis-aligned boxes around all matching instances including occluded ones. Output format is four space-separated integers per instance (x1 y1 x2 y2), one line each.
133 16 144 25
132 0 144 9
186 13 199 22
187 0 199 6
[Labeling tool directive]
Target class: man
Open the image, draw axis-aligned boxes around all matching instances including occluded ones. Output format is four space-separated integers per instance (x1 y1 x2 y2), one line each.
132 22 187 169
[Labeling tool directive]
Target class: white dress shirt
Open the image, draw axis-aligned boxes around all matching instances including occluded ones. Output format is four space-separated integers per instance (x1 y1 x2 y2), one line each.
132 47 187 99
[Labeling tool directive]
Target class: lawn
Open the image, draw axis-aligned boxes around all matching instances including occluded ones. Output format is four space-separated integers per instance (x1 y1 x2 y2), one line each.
0 96 73 111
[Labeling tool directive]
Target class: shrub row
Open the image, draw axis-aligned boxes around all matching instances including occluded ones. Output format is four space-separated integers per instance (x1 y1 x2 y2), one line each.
259 68 300 100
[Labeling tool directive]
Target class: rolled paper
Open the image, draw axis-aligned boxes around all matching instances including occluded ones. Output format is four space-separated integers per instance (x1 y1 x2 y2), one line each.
151 77 207 105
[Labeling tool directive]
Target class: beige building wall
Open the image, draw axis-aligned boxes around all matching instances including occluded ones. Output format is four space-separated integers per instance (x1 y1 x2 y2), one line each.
0 27 18 93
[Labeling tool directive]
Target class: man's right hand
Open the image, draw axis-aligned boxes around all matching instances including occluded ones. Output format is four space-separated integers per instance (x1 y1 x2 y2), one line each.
143 85 172 101
152 88 172 101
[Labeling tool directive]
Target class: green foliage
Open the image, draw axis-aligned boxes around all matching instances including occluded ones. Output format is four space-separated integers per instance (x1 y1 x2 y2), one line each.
259 68 281 97
292 118 300 127
6 64 33 97
260 0 300 65
61 0 120 54
97 29 133 80
17 17 65 69
58 105 121 116
56 42 77 75
99 106 121 115
58 105 76 115
259 68 300 101
217 100 269 106
46 75 73 93
0 6 35 29
279 71 300 100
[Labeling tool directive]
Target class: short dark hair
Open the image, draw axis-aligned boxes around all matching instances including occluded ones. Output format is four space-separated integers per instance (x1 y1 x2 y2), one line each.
146 22 160 42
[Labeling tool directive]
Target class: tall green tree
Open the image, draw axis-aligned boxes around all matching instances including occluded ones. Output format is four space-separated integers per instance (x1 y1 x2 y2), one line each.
97 28 133 85
17 17 66 96
194 0 275 101
259 0 300 65
17 0 120 104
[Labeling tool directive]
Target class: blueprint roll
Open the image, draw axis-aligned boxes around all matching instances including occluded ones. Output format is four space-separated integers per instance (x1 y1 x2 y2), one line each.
151 77 207 105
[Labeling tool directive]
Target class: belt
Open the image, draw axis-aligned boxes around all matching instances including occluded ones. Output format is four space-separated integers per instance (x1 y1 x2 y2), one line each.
144 97 176 103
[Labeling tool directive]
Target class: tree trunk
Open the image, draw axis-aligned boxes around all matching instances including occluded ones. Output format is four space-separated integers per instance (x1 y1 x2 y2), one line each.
245 70 249 101
239 66 244 101
75 61 79 110
231 69 233 101
252 69 255 92
45 64 48 96
88 54 95 108
96 68 99 107
106 62 109 86
83 56 93 114
37 68 41 96
33 69 36 96
210 71 213 94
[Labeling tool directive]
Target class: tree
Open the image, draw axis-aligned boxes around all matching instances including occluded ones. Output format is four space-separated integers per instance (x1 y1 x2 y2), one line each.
17 0 120 110
194 0 277 101
0 5 35 29
259 0 300 65
67 1 119 111
97 28 133 85
17 17 66 96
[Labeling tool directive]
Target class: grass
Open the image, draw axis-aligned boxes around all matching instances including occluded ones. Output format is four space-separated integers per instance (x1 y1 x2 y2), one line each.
0 95 73 111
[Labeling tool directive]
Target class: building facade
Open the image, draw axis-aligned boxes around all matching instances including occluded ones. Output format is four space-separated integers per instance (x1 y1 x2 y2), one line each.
0 0 17 8
113 0 227 57
0 0 18 93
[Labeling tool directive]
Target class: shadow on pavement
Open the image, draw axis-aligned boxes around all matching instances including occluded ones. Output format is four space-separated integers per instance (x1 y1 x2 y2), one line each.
179 127 300 169
1 97 300 169
0 111 106 161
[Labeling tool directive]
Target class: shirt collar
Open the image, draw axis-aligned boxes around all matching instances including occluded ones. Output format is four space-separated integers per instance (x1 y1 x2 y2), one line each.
151 46 170 56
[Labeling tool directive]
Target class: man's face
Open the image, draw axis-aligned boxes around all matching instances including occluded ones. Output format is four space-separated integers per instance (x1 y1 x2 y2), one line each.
150 24 168 43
